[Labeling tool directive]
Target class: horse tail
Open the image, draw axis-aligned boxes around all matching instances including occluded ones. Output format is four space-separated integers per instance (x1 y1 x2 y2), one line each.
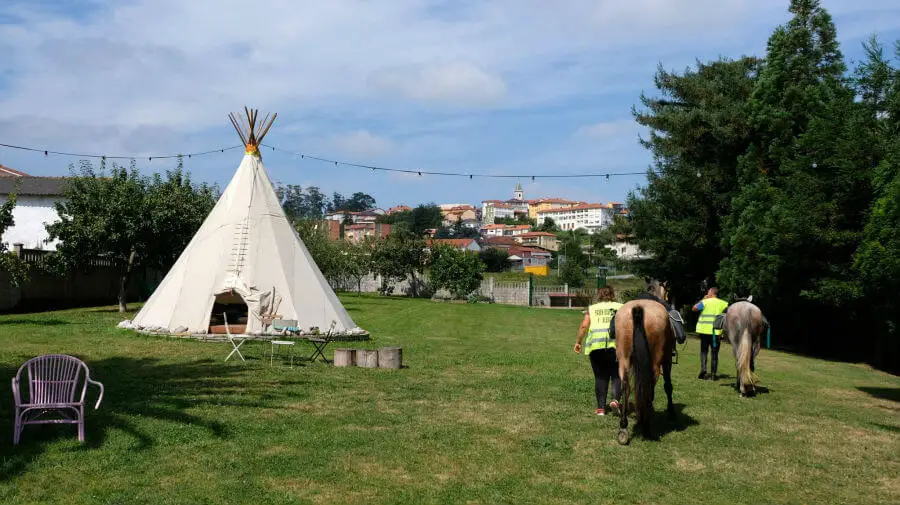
736 325 758 389
631 306 654 423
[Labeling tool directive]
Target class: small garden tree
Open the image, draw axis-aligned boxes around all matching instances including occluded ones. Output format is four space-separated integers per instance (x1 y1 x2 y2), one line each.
341 238 374 294
478 247 510 272
371 231 426 296
0 181 28 287
428 245 485 298
47 159 216 313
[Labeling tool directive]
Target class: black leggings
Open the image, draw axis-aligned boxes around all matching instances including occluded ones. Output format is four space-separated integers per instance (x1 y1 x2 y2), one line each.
700 333 720 374
589 349 620 409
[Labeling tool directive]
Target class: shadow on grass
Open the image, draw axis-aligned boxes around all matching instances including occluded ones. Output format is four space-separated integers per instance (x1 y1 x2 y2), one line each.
718 382 771 396
870 422 900 433
0 319 70 326
641 403 699 441
0 355 305 481
857 386 900 403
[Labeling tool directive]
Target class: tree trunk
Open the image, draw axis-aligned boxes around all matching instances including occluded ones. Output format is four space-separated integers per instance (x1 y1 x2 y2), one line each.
118 249 136 314
408 271 417 297
357 277 362 296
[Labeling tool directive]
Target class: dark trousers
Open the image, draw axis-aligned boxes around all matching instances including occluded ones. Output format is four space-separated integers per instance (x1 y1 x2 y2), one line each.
699 333 720 374
589 349 620 409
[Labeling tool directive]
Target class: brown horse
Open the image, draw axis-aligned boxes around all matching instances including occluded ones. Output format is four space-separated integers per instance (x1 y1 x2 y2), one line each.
614 299 676 444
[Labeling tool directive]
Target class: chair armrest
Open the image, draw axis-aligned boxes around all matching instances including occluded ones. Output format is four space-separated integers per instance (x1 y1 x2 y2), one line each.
87 378 104 409
11 376 21 406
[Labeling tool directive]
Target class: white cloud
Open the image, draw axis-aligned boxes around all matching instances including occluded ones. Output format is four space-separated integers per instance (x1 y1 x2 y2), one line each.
331 130 393 157
575 120 638 139
369 60 506 106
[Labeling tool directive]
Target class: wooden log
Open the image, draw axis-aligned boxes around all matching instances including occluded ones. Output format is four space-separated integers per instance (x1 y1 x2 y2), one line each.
378 347 403 369
356 349 379 368
334 348 356 367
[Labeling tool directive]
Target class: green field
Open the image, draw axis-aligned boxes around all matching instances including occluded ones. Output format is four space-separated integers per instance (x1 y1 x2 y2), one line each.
1 296 898 504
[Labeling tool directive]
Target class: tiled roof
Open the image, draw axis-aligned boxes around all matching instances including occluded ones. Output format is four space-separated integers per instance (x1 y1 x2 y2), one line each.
518 232 557 237
0 164 29 177
0 176 69 196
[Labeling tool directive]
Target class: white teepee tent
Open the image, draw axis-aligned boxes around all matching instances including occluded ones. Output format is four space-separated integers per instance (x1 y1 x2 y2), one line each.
131 108 363 336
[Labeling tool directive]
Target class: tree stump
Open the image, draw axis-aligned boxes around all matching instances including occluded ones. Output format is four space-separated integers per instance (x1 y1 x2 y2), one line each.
378 347 403 369
356 349 379 368
334 348 356 367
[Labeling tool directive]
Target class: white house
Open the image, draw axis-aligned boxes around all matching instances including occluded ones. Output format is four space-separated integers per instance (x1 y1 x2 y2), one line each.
0 172 66 251
536 203 615 234
607 234 651 260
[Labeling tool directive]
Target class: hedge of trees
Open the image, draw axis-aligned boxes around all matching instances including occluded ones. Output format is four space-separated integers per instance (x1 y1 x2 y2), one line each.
628 0 900 369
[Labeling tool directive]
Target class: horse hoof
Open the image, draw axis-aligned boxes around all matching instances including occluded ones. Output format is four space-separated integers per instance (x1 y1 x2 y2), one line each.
617 429 630 445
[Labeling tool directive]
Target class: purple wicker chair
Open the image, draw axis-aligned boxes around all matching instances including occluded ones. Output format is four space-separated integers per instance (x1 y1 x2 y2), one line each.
12 354 105 445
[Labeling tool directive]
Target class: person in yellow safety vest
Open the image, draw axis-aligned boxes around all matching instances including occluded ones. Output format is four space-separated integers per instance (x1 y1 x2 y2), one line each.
574 286 622 416
692 286 729 381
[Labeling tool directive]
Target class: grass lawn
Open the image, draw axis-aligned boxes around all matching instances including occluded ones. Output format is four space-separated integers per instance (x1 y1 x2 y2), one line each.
1 295 898 504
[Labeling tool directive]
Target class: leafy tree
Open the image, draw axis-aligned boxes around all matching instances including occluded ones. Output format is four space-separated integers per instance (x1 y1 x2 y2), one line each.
560 254 585 288
718 0 871 353
538 217 558 232
629 55 760 306
853 39 900 368
295 219 341 287
144 167 217 271
46 158 215 313
345 192 376 212
327 192 347 214
0 180 29 287
341 238 374 295
276 184 328 221
493 215 534 226
371 231 426 296
378 204 442 236
428 244 485 298
478 248 510 273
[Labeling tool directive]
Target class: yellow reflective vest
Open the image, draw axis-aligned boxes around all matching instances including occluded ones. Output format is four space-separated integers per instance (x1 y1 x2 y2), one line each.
695 297 728 335
585 302 622 354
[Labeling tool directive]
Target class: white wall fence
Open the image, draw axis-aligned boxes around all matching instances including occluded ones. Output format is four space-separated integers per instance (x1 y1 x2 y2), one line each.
336 274 592 307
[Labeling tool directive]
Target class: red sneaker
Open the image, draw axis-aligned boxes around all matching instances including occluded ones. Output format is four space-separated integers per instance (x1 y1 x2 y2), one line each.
595 408 605 416
608 400 621 411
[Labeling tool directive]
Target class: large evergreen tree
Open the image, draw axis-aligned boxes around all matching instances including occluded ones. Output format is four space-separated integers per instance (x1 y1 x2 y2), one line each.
629 56 760 306
718 0 872 354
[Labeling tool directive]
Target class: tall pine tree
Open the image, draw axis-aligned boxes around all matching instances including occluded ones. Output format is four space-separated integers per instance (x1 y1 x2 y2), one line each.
718 0 871 354
629 57 760 306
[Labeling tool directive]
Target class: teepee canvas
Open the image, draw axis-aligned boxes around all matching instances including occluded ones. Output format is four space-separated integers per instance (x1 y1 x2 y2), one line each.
131 108 363 336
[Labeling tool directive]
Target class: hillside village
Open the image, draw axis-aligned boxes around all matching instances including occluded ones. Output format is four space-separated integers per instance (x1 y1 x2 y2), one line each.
2 167 645 282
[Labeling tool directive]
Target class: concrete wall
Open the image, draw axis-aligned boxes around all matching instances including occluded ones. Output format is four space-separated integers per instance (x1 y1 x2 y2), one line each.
0 195 61 250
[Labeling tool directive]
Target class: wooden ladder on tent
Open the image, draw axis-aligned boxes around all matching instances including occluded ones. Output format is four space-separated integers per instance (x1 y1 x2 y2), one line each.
228 217 250 275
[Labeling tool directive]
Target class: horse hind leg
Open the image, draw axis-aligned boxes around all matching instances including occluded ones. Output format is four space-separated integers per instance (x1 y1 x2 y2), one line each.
663 358 674 420
617 359 631 445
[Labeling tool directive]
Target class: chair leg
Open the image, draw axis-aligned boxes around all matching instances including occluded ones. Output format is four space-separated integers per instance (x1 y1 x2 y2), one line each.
13 410 21 445
78 406 85 442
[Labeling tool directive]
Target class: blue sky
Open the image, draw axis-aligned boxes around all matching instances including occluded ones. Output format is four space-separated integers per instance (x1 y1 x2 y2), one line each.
2 0 900 209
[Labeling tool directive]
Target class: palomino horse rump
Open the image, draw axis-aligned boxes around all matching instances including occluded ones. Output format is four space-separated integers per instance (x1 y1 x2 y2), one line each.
614 299 676 444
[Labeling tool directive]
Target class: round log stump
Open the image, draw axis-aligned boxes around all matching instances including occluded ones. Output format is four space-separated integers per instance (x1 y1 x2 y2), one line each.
378 347 403 369
356 349 379 368
334 348 356 367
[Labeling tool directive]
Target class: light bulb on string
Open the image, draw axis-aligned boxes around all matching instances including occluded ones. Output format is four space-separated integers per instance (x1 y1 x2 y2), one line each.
696 169 701 178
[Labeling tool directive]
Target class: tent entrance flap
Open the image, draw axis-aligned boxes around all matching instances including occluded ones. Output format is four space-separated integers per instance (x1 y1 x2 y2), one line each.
209 291 248 335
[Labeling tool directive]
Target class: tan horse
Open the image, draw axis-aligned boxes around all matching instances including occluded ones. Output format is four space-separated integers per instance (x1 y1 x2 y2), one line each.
614 299 676 444
723 301 766 397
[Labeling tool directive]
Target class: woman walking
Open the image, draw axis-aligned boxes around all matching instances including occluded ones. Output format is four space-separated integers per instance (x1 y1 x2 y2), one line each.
574 286 622 416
